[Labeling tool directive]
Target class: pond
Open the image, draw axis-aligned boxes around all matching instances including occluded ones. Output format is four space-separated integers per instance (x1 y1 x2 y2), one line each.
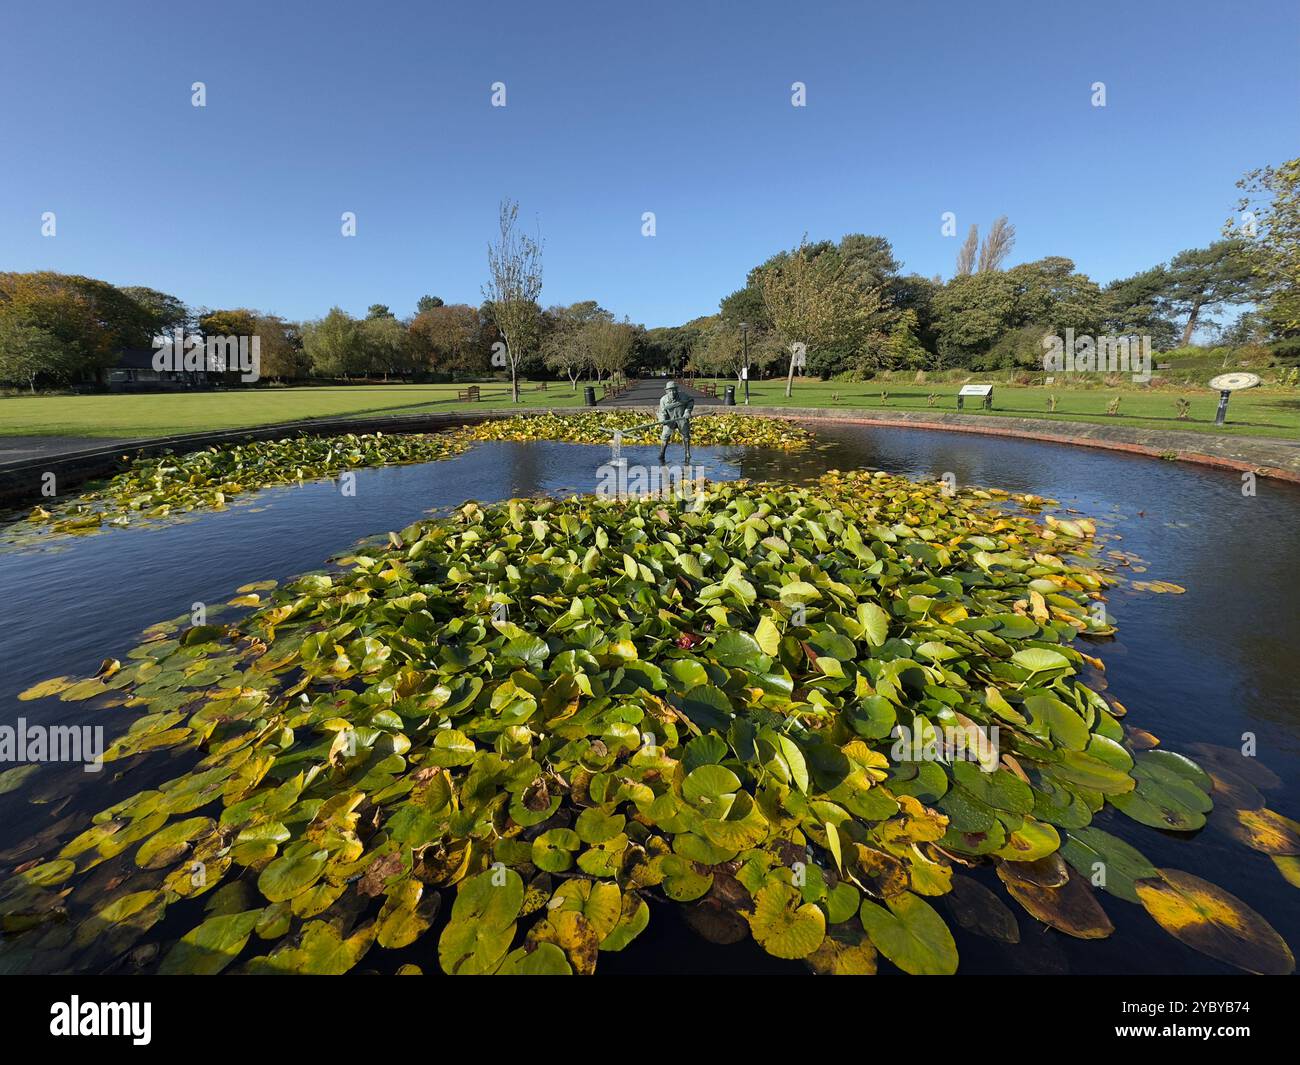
1 423 1297 974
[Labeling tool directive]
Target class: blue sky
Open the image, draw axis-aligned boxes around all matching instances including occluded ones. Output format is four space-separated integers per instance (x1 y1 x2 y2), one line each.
2 0 1296 328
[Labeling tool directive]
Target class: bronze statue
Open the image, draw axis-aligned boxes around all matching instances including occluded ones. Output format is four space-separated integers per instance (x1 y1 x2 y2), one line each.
656 381 693 463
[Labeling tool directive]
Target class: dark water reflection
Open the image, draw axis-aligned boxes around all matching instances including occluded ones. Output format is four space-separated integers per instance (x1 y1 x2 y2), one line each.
1 426 1297 975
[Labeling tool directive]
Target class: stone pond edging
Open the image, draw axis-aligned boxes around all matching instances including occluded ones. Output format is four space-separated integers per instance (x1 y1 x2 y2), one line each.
2 405 1297 506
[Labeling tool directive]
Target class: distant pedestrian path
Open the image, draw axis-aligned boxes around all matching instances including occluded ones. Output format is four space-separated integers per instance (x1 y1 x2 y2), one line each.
598 379 721 407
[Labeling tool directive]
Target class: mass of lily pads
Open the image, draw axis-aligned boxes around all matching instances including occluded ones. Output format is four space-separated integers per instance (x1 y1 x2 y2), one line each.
6 412 816 543
2 460 1295 975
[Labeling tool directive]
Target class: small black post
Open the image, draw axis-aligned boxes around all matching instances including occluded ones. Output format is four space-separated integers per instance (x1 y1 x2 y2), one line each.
1215 390 1230 425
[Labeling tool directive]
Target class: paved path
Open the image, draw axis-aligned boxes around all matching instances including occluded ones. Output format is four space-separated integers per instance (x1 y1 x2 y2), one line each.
598 379 721 407
0 436 128 463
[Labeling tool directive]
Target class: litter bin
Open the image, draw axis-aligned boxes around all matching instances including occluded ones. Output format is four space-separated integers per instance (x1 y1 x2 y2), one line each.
724 385 736 406
584 386 596 407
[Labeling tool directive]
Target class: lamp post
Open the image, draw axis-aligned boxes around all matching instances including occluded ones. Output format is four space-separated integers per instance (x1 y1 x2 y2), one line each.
739 322 750 404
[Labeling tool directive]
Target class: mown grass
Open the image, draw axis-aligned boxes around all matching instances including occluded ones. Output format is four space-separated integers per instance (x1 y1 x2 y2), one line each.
0 383 586 438
706 380 1300 439
2 379 1297 440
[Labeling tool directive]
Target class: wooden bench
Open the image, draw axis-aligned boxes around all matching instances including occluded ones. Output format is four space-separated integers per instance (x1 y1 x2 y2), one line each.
457 385 481 402
698 382 718 398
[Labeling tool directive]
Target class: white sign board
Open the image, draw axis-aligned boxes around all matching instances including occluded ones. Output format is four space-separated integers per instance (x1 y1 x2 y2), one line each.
958 384 993 397
740 366 749 380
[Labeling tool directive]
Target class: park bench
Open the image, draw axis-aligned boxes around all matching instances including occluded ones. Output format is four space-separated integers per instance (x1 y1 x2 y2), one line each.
457 385 481 402
698 382 718 398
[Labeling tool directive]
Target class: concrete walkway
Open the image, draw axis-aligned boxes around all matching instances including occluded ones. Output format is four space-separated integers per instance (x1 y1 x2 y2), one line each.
597 379 721 407
0 436 128 463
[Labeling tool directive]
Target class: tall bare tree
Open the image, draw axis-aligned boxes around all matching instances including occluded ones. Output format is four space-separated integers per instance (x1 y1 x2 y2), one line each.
483 198 544 402
978 216 1016 272
955 224 979 276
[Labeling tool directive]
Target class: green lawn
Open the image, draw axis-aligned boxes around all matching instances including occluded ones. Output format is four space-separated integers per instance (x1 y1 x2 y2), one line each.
0 383 585 438
2 379 1298 441
712 380 1300 439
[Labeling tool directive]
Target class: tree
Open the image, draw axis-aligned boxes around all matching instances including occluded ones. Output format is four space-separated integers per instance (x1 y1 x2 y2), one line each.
360 314 411 379
302 307 365 377
120 286 190 338
955 225 978 276
641 324 702 377
1104 266 1177 346
977 216 1016 272
1006 257 1106 336
759 236 880 393
691 320 743 380
0 319 77 391
931 271 1018 368
542 301 609 389
483 198 544 402
198 308 257 338
1163 240 1257 345
882 309 930 370
0 271 155 383
408 304 482 375
366 304 395 320
588 319 635 381
1231 157 1300 336
252 315 307 380
416 295 445 315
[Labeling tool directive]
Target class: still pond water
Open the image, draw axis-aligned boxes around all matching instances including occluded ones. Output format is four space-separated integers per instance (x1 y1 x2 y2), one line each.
1 423 1297 974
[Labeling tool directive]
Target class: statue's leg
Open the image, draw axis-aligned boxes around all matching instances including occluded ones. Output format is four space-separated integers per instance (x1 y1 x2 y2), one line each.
658 424 670 464
681 424 691 464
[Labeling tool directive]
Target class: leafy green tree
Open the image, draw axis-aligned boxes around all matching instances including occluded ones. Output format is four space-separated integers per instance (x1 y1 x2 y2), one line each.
366 304 395 320
589 319 636 381
252 315 308 380
1231 157 1300 336
120 286 190 337
0 319 77 391
640 324 701 377
1006 257 1106 336
360 314 411 378
883 310 930 370
541 302 610 388
416 295 445 315
1162 240 1257 345
302 307 365 377
1104 267 1177 347
930 271 1018 368
758 236 884 388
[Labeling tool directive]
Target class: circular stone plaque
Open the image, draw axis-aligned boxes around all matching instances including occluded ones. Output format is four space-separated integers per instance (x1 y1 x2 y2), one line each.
1208 372 1261 392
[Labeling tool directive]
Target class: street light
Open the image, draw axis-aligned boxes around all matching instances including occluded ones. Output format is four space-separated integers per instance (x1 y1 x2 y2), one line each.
739 322 750 405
